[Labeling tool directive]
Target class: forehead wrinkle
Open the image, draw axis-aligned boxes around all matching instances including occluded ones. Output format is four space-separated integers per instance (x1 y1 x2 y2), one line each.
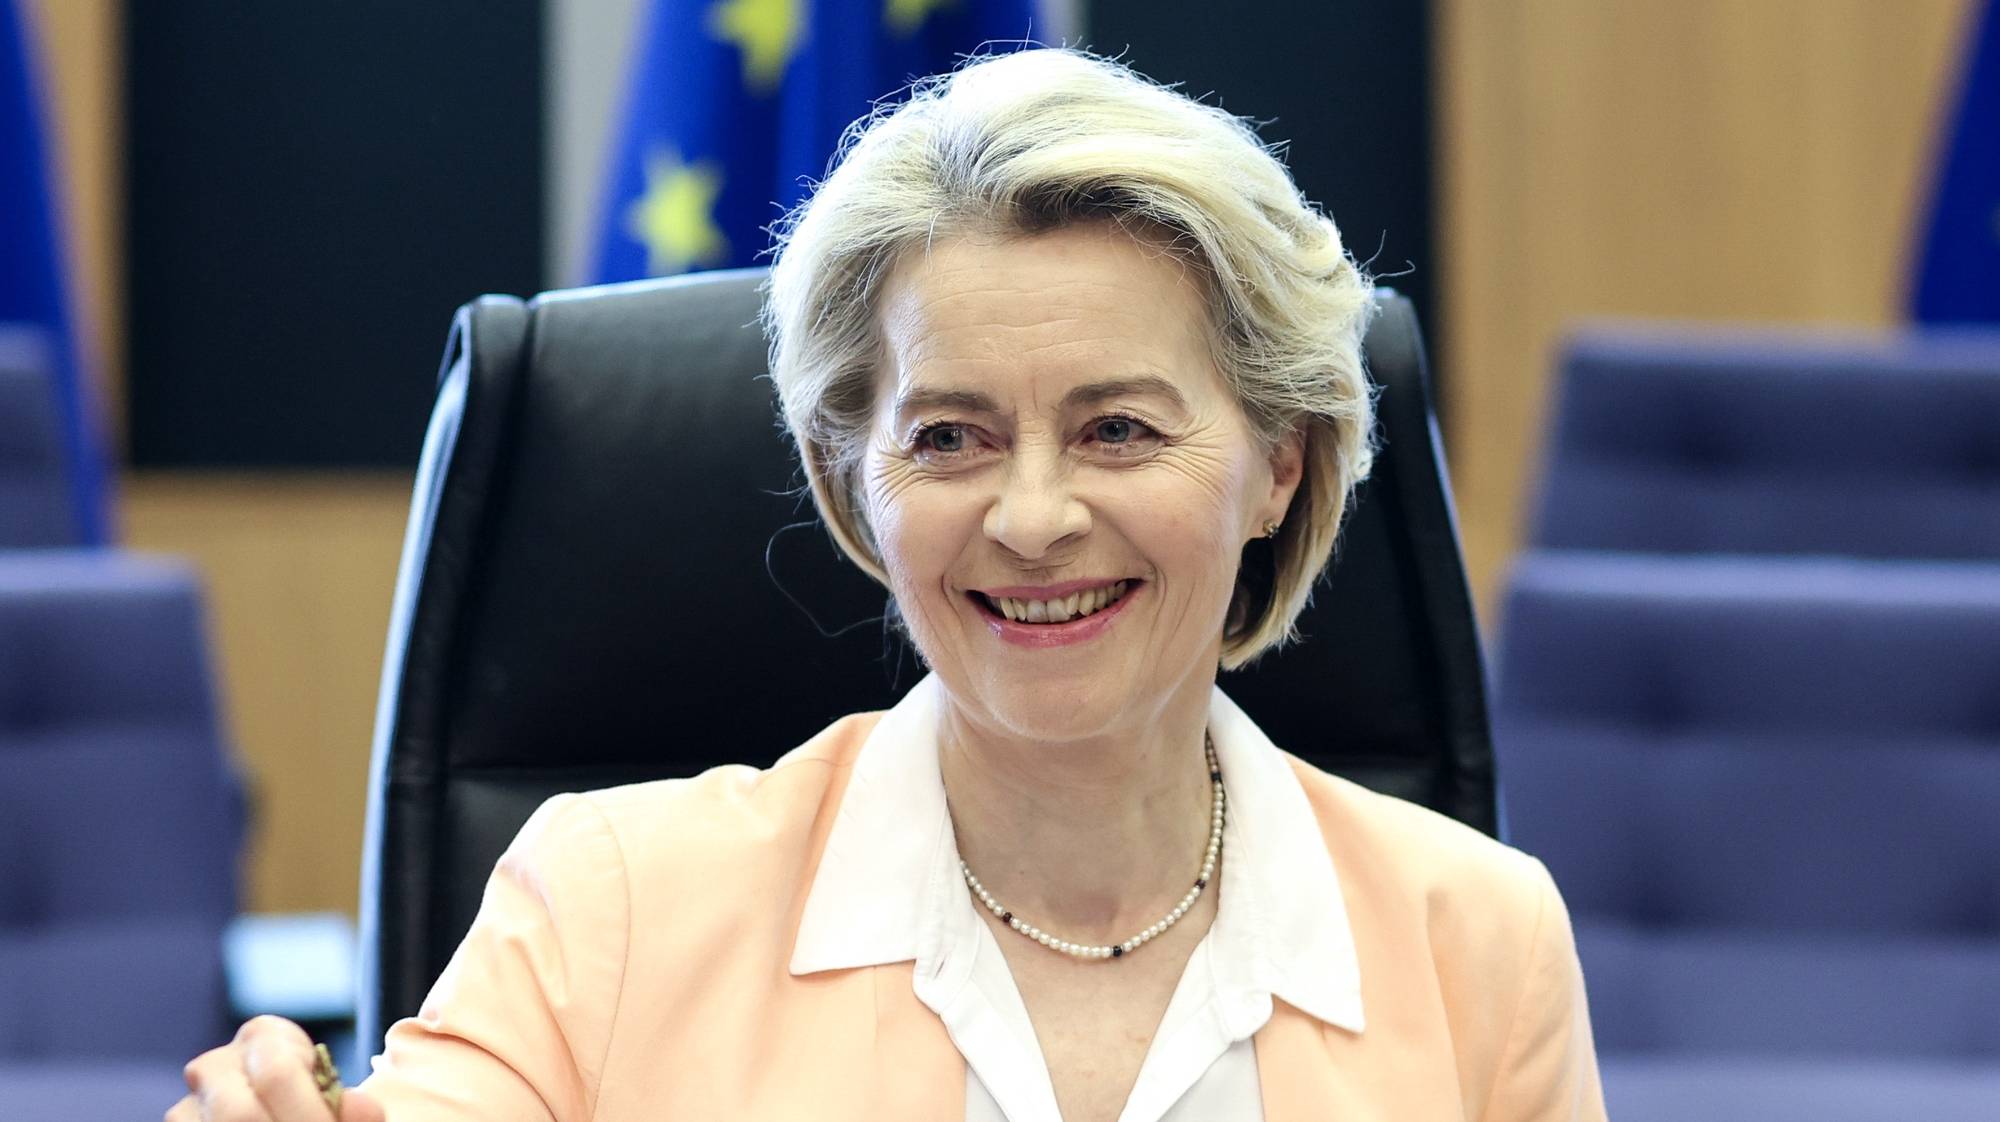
900 317 1194 380
884 233 1209 342
932 282 1179 336
899 245 1187 323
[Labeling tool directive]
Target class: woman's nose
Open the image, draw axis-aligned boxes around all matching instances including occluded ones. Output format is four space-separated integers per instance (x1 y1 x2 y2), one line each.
983 459 1090 561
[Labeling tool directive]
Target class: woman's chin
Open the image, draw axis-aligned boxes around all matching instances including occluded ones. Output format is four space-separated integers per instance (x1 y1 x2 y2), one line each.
960 670 1141 743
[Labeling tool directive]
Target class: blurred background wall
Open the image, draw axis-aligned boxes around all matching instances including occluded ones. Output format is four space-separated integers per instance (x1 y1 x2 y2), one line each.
1436 0 1976 599
17 0 1981 918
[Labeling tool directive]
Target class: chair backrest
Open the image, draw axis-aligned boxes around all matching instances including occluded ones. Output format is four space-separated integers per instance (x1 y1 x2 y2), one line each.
356 269 1495 1054
0 553 243 1060
1496 551 2000 1059
1529 327 2000 559
0 325 83 547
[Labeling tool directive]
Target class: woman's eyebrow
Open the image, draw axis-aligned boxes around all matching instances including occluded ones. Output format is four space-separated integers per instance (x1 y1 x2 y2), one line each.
891 375 1187 419
1060 375 1188 412
892 386 1001 418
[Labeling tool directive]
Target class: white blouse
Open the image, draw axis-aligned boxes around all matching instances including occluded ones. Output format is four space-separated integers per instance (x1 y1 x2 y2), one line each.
787 676 1368 1122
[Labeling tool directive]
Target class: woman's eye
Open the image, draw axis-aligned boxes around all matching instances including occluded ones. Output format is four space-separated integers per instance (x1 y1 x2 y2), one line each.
924 425 967 453
1086 415 1159 452
913 422 983 462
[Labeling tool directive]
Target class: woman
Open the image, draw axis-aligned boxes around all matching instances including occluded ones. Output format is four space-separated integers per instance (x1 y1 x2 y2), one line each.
174 48 1604 1122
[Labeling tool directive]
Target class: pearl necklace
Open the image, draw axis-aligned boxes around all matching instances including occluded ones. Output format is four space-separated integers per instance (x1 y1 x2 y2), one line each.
959 736 1224 961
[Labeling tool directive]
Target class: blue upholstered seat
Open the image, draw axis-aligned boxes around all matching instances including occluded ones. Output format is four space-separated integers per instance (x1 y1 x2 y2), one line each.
1496 552 2000 1115
1598 1056 2000 1122
0 1061 192 1120
1529 327 2000 559
0 553 244 1067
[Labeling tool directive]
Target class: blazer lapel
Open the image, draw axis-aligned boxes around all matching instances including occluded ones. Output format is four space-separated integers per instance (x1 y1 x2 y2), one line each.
1258 997 1482 1122
870 961 968 1119
1255 999 1376 1122
1256 1000 1352 1112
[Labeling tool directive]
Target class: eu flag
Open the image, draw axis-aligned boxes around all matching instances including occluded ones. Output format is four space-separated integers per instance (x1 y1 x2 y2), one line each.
1913 0 2000 323
2 0 111 542
591 0 1042 282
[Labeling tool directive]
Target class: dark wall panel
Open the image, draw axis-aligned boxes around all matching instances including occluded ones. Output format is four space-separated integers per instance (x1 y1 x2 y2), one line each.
1083 0 1440 393
126 2 544 467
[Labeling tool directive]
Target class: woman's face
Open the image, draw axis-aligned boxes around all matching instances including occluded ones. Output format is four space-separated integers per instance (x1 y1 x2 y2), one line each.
861 222 1302 744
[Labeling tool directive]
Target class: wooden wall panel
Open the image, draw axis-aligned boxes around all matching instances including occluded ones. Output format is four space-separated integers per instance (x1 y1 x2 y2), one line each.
122 476 413 916
1435 0 1975 610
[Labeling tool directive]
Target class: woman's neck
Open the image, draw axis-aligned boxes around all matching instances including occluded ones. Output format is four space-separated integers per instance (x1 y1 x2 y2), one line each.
937 682 1217 941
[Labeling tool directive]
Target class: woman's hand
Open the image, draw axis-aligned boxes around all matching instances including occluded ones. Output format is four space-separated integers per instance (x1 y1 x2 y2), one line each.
168 1016 386 1122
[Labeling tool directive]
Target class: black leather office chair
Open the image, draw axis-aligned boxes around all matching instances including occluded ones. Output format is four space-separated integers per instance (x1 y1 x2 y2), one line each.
357 269 1494 1057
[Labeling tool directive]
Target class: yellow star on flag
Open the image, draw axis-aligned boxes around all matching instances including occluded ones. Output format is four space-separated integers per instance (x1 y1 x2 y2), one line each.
708 0 805 92
624 147 729 276
885 0 956 34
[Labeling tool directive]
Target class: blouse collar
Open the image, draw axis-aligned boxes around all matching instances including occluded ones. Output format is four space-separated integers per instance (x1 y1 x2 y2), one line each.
788 674 1365 1034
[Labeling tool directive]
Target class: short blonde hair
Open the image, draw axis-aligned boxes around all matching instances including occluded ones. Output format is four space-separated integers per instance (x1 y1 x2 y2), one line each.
763 48 1375 669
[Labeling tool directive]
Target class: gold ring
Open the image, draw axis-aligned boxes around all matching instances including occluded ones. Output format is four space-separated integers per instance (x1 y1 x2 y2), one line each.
313 1042 345 1116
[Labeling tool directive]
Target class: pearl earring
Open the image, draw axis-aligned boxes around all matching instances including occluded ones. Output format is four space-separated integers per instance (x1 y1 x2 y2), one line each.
1262 520 1281 538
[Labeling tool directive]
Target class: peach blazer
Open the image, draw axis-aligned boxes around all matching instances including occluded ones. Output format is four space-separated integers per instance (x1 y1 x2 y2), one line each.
359 710 1605 1121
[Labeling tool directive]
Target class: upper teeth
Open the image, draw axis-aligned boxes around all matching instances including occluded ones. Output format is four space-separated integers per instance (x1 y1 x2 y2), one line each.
991 581 1130 623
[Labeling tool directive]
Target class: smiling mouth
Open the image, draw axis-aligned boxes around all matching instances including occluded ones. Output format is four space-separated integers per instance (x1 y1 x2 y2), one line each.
972 580 1135 624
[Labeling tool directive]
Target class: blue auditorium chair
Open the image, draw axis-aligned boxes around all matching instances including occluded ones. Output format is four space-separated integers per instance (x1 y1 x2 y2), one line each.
1528 327 2000 559
0 325 82 547
0 552 246 1117
1495 551 2000 1121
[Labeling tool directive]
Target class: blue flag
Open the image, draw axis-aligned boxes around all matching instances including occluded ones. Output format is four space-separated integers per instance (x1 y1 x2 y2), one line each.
1 0 110 543
1913 0 2000 323
591 0 1041 282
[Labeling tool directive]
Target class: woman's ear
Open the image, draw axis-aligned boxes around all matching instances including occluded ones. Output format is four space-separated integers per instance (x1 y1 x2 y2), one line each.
1263 426 1306 522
